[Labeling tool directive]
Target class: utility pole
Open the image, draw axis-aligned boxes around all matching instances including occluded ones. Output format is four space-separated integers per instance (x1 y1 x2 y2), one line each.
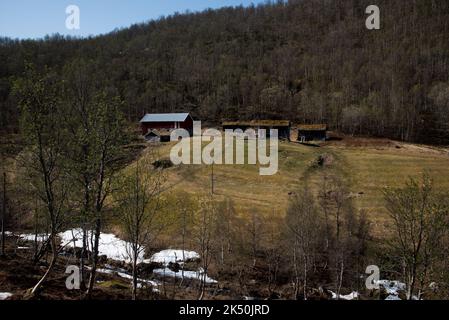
1 172 6 257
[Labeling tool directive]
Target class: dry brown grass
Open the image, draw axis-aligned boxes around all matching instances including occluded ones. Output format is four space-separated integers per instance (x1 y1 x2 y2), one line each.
130 136 449 237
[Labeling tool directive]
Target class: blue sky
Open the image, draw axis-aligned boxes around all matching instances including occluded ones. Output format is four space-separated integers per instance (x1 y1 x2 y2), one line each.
0 0 266 39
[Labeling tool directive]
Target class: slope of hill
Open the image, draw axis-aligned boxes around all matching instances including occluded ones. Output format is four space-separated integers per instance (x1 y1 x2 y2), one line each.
135 136 449 237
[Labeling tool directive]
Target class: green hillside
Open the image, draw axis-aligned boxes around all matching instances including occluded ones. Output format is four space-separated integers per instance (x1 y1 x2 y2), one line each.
134 136 449 237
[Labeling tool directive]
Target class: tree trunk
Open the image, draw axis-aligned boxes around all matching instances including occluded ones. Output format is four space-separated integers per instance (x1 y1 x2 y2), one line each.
293 244 299 300
80 180 90 290
31 235 57 295
303 253 308 300
337 259 344 298
86 217 101 297
80 227 87 290
132 247 138 300
198 274 205 300
180 239 185 285
33 202 39 261
407 270 416 300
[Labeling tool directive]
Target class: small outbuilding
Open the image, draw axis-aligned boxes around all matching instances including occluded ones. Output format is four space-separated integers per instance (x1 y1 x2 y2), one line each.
144 129 171 143
140 113 194 136
296 124 327 142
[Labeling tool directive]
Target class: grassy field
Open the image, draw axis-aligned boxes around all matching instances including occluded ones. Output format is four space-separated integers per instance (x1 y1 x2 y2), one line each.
132 136 449 236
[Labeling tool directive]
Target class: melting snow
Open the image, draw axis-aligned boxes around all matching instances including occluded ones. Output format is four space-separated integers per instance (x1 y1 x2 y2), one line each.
59 229 144 264
15 230 219 285
153 267 217 284
372 279 407 300
144 249 216 285
375 280 406 295
18 229 143 263
145 249 200 266
19 233 49 242
95 266 159 289
330 291 359 300
0 292 13 300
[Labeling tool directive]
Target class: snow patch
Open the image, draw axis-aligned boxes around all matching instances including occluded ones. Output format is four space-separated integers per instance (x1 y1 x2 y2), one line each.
19 233 49 242
0 292 13 300
330 291 359 300
145 249 200 266
59 229 144 264
153 267 217 284
16 230 219 286
375 280 406 295
18 229 144 264
95 266 159 289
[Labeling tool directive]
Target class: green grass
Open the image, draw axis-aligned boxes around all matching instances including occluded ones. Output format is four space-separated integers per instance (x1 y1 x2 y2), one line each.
344 146 449 228
135 138 449 236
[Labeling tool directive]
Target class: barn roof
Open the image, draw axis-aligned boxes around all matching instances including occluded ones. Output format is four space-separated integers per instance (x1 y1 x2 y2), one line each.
297 124 327 131
140 113 190 123
222 120 290 127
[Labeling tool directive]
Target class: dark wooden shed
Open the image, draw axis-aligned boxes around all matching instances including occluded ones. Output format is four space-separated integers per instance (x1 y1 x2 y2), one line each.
297 124 327 142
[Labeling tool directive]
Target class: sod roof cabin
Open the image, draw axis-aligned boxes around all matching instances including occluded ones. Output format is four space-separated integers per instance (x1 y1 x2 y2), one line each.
294 124 328 142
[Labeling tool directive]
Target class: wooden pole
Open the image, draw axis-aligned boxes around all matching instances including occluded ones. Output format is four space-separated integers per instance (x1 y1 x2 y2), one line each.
211 163 214 195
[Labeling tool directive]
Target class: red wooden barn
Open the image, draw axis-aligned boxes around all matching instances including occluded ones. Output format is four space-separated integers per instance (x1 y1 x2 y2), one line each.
139 113 194 136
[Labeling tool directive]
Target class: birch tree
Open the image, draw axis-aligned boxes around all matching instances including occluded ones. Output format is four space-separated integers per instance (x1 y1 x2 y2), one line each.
63 60 96 289
115 156 165 300
194 197 216 300
85 92 126 297
14 66 71 295
175 193 195 285
285 188 321 300
384 173 449 299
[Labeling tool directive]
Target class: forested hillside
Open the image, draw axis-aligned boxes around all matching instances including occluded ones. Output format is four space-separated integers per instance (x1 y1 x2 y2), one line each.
1 0 449 143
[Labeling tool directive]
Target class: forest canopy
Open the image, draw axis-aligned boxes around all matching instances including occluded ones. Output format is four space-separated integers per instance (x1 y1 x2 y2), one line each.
1 0 449 144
